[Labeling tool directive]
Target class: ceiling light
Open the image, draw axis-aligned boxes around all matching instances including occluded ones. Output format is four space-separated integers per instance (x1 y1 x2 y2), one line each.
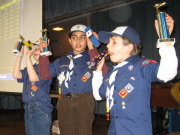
53 27 63 31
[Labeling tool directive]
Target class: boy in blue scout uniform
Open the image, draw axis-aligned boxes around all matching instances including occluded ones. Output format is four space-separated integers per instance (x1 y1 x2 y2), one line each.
13 43 53 135
38 24 108 135
92 14 178 135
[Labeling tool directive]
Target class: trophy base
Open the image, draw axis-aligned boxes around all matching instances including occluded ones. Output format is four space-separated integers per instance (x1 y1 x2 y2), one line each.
12 49 22 56
40 51 52 56
156 38 175 48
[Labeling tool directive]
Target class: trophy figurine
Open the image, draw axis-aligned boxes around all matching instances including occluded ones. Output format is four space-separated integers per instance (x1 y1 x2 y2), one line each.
154 2 175 48
23 40 33 50
40 29 52 56
12 35 25 56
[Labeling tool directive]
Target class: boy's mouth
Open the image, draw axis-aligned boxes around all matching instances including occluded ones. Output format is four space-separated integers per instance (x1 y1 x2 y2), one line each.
76 45 81 48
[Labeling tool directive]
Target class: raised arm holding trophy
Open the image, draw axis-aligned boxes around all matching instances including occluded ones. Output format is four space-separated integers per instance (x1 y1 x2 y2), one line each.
40 29 52 56
154 2 175 48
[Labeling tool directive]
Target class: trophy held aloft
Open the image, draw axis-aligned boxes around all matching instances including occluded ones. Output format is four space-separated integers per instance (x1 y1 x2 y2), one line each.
12 35 25 56
154 2 175 48
40 29 52 56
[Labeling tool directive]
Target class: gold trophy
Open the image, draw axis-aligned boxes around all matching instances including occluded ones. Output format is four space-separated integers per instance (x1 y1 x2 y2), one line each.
12 35 25 56
40 29 52 56
154 2 175 48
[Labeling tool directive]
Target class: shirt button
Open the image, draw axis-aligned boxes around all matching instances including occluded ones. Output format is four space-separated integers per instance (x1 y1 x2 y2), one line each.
74 73 76 75
114 87 116 89
114 101 116 104
116 116 118 119
74 84 76 86
75 63 77 65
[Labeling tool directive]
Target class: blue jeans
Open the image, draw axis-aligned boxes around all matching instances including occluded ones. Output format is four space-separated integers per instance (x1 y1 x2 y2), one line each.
24 102 52 135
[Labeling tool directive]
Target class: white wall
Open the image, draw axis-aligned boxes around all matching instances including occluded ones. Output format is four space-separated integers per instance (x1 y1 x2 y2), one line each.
0 0 42 93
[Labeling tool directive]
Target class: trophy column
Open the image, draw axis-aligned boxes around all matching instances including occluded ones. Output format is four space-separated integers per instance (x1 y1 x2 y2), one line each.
40 29 52 56
154 2 175 48
12 35 25 56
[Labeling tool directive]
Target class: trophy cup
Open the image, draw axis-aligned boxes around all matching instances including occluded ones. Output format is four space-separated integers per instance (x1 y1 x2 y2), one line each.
12 35 25 56
154 2 175 48
40 29 52 56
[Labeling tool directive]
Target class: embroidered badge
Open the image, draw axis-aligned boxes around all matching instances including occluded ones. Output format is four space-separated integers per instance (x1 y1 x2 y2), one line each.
119 89 128 98
81 72 91 82
122 101 126 109
130 77 135 80
30 82 37 91
124 83 134 93
128 65 134 70
142 58 157 66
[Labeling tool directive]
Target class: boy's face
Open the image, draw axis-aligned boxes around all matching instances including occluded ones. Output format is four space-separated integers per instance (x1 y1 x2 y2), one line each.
107 36 132 63
33 46 41 61
69 31 87 54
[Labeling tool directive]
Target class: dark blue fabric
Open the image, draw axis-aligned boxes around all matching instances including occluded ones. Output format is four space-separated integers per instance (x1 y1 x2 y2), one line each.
19 64 53 113
99 55 161 135
24 102 52 135
49 50 93 94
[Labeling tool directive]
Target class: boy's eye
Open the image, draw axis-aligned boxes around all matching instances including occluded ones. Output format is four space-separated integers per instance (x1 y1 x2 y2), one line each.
81 36 86 40
72 36 77 39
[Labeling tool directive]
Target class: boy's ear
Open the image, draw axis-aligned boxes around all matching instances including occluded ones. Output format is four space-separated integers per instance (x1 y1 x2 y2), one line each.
68 38 72 45
127 43 134 52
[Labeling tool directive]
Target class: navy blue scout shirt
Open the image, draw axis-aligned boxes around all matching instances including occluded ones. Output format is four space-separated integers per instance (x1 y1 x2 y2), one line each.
99 55 162 135
49 50 93 94
18 64 53 113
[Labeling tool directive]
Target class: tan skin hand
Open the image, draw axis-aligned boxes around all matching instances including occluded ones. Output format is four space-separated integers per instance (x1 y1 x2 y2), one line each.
26 45 37 58
86 32 98 50
96 57 105 72
155 14 174 38
14 42 24 56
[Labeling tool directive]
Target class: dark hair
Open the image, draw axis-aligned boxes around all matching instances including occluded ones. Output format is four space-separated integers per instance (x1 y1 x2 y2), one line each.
121 36 141 55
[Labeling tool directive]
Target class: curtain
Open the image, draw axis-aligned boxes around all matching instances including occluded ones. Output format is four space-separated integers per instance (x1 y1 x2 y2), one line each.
91 0 180 78
43 0 112 20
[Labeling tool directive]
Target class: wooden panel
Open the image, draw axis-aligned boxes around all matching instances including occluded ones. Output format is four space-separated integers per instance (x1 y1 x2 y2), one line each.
150 84 180 108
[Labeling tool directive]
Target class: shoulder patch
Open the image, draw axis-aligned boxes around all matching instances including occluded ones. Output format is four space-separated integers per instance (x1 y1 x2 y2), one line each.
142 58 157 66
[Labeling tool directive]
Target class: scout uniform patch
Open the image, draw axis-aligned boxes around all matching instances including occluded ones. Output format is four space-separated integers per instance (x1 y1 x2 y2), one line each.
119 89 128 98
122 101 126 109
119 83 134 98
30 82 37 91
124 83 134 93
142 58 157 66
128 65 134 70
81 72 91 82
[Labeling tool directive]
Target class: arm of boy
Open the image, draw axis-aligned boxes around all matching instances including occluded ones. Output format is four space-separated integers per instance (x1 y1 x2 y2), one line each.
156 15 178 82
12 42 23 79
38 37 52 80
26 45 39 82
92 57 105 100
87 32 109 76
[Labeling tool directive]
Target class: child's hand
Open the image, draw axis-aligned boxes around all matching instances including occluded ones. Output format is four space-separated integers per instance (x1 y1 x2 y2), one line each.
39 37 50 52
87 36 94 50
26 44 36 58
87 32 98 50
14 42 24 56
96 57 105 72
166 14 174 36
